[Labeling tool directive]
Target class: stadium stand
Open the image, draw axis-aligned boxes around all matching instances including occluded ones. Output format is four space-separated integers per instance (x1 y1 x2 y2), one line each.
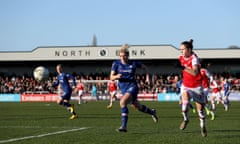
0 45 240 95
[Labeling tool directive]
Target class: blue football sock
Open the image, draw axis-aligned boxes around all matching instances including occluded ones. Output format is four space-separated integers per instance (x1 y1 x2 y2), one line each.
63 102 71 107
58 101 64 106
121 107 128 128
189 103 194 109
139 105 153 115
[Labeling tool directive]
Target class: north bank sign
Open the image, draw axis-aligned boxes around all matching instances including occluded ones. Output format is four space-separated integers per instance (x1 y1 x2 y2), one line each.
0 45 194 61
54 47 146 58
0 45 239 61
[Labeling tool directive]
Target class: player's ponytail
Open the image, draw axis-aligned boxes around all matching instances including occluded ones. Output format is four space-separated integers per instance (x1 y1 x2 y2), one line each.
181 39 194 50
189 39 193 44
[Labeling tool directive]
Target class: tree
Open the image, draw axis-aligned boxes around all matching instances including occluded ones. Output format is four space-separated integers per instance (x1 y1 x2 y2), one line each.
228 45 239 49
92 34 97 47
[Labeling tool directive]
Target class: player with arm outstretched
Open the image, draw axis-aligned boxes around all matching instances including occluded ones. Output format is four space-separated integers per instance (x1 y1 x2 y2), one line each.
52 64 78 120
110 44 158 132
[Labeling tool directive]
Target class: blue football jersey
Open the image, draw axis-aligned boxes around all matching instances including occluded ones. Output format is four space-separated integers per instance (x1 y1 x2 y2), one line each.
111 60 142 93
223 81 230 96
176 80 183 94
52 72 76 93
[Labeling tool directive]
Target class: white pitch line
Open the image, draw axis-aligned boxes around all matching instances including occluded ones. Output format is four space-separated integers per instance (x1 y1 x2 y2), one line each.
0 126 80 129
0 127 90 144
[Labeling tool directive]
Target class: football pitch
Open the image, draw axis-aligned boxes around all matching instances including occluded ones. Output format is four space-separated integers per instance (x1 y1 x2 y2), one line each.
0 101 239 144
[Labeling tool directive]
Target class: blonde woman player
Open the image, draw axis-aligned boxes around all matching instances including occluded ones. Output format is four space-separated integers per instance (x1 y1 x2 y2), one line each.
178 39 207 137
110 44 158 132
107 80 118 109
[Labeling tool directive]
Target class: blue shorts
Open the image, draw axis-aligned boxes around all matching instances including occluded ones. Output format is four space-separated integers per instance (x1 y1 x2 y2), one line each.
61 90 72 101
122 85 139 103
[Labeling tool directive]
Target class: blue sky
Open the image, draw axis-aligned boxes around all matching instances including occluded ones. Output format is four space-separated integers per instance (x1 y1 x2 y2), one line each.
0 0 239 51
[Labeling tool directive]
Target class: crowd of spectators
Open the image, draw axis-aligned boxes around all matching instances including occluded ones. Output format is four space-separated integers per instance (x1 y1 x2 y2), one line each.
0 72 240 94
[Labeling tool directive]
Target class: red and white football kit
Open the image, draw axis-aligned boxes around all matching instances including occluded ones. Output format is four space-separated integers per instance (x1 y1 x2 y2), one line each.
200 68 211 98
179 53 204 103
210 80 222 100
108 81 117 96
77 82 84 96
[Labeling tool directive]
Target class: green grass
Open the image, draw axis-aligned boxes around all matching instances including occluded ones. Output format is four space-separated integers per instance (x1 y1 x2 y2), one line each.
0 101 239 144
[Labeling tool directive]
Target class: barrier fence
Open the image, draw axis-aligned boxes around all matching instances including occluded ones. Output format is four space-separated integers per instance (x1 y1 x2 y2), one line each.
0 92 240 102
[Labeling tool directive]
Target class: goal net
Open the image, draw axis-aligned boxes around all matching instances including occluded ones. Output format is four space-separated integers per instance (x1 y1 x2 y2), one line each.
73 79 119 101
59 79 156 101
79 80 157 101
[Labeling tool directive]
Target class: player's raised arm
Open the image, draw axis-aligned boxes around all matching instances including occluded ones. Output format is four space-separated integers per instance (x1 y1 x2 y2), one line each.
52 77 59 87
70 74 77 88
141 63 150 83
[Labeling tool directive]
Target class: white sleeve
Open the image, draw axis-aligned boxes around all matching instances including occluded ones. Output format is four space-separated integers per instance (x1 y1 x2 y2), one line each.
205 70 213 82
192 56 200 66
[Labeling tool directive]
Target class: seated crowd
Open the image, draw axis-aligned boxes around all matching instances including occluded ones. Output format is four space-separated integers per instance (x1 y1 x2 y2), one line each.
0 72 239 94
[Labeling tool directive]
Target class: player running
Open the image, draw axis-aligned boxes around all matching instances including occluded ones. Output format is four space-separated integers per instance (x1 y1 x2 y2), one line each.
107 80 118 109
76 79 85 104
178 39 207 137
52 64 78 120
221 76 231 111
200 67 214 118
110 44 158 132
210 76 226 120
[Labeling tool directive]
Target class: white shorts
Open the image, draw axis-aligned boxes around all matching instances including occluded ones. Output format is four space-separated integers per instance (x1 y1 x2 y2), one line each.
78 90 84 96
181 85 205 104
110 90 117 96
212 91 222 100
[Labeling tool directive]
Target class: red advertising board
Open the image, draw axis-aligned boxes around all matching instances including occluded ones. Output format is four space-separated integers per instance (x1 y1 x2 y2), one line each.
116 93 158 101
21 94 59 102
137 93 158 101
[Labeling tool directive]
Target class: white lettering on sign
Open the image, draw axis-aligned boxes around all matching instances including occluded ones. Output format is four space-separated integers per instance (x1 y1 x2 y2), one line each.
55 50 91 57
115 49 146 56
